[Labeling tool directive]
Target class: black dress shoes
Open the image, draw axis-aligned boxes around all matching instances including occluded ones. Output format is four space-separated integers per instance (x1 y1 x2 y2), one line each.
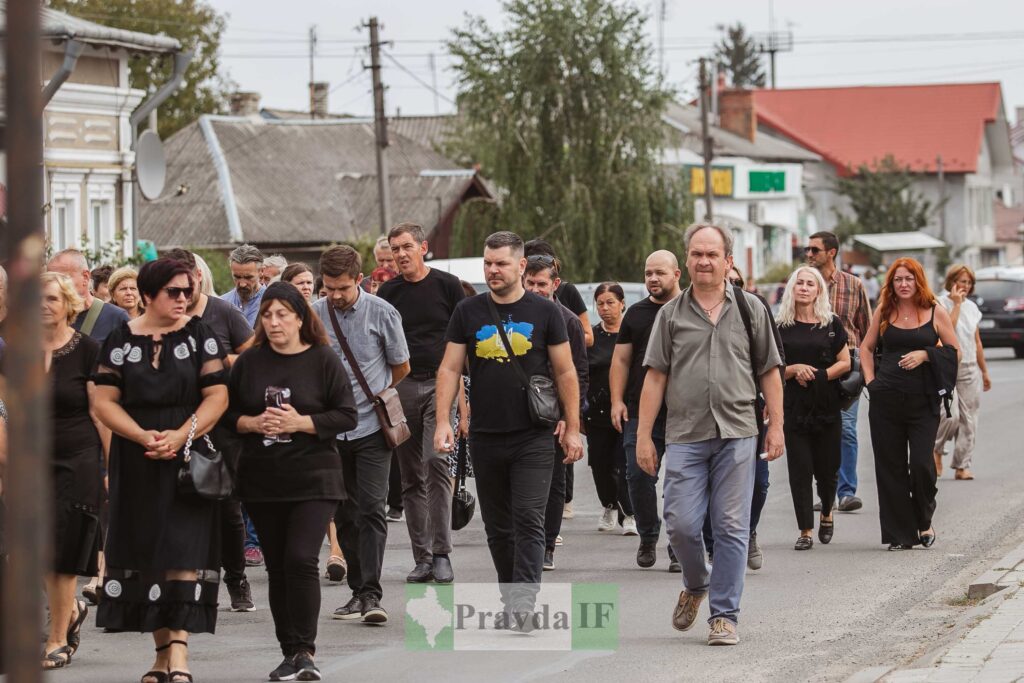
432 555 455 583
406 562 434 583
818 519 834 545
920 530 936 548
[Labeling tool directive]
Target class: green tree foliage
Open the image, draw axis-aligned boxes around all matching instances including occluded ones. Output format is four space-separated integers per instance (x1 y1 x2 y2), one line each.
833 155 939 242
714 23 766 89
47 0 232 139
446 0 690 282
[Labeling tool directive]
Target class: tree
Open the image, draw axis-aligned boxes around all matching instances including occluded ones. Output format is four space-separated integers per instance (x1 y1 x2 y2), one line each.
47 0 233 139
446 0 689 281
832 155 939 242
714 23 766 89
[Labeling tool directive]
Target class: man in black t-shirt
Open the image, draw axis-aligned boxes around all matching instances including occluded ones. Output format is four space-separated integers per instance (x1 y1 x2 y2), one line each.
378 222 466 584
609 250 681 570
435 231 583 621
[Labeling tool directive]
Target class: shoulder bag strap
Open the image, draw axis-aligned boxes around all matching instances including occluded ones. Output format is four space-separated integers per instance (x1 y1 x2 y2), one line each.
486 294 532 392
733 285 765 438
326 303 376 404
455 437 468 490
79 298 104 336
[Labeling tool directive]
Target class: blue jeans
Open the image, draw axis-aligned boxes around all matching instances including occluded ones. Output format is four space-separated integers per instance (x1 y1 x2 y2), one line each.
664 437 756 625
623 412 666 543
243 507 261 550
837 399 860 499
702 455 768 556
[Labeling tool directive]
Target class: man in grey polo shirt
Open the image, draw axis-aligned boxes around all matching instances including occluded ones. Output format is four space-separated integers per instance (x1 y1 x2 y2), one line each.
637 223 785 647
313 245 410 625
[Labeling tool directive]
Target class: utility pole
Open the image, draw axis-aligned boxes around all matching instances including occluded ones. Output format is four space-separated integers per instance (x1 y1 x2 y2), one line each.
367 17 391 234
699 57 714 221
657 0 666 81
429 53 439 115
308 25 317 119
3 1 50 681
937 154 946 244
755 0 793 89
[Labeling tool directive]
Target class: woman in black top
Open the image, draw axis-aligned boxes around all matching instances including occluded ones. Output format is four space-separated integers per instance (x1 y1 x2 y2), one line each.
93 258 229 683
776 267 850 551
39 273 106 669
861 258 958 550
227 282 357 682
585 283 636 534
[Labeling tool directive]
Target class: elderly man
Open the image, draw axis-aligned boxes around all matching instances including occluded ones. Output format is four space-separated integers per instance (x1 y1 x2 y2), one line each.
261 254 288 286
46 249 128 343
221 244 267 327
637 223 784 646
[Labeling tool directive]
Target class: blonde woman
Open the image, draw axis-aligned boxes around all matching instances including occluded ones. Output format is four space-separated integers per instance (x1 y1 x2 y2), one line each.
39 272 107 668
776 267 850 550
108 267 143 319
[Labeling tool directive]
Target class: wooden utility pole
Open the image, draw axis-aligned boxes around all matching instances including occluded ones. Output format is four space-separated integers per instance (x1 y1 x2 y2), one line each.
699 57 714 221
308 25 317 119
367 17 391 234
3 1 51 681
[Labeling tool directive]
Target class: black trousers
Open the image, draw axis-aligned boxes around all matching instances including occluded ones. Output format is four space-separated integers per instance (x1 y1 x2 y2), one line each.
586 421 633 515
544 438 565 550
335 431 392 600
784 419 841 531
245 499 337 657
565 463 574 503
387 451 403 511
221 498 247 585
869 388 940 546
470 428 553 593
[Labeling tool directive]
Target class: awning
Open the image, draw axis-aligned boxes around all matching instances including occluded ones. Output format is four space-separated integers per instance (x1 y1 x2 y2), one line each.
853 231 945 252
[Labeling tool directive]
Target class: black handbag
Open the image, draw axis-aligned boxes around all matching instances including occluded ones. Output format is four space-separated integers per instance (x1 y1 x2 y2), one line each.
486 295 560 428
450 438 476 531
177 413 234 500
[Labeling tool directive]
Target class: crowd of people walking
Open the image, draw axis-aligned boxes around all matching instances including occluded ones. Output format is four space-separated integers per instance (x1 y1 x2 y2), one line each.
0 220 998 678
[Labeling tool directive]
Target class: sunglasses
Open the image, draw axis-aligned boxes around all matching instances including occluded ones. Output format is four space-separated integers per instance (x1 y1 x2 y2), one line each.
164 286 194 300
804 246 823 255
527 254 556 265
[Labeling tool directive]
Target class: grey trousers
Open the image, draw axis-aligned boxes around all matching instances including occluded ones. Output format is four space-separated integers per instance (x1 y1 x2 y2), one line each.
663 436 756 625
395 377 454 564
935 362 981 470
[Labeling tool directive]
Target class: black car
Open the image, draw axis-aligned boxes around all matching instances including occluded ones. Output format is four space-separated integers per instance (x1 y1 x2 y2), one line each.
972 276 1024 358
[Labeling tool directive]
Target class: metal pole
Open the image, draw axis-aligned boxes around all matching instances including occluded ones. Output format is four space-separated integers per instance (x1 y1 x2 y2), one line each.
368 17 392 234
699 58 714 221
309 25 317 119
3 1 51 681
770 49 776 89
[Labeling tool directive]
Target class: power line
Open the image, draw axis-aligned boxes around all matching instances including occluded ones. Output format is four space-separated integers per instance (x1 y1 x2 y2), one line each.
382 50 456 105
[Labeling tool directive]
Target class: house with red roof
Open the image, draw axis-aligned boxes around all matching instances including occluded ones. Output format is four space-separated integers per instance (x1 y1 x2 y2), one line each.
717 83 1020 269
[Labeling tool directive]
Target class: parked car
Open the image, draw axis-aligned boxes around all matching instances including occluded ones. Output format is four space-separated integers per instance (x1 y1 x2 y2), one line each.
577 282 648 319
426 257 485 293
971 274 1024 358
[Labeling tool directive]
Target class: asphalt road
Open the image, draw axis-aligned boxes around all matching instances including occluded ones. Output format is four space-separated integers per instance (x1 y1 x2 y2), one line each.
36 349 1024 683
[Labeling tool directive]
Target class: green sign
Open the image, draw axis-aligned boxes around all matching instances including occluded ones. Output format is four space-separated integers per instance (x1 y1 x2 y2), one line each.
749 170 786 193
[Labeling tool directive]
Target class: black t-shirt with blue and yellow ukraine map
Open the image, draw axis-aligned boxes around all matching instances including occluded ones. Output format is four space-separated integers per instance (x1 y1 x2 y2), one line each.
445 290 569 433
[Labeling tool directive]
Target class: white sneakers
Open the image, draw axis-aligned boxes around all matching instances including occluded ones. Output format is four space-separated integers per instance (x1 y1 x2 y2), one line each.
622 515 638 536
598 506 616 531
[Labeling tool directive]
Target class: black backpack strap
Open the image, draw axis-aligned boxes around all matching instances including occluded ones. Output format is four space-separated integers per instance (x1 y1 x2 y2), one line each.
733 285 766 439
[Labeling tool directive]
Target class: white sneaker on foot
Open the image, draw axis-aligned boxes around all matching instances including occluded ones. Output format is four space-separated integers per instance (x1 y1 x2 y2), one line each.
598 506 616 531
555 534 563 546
622 515 638 536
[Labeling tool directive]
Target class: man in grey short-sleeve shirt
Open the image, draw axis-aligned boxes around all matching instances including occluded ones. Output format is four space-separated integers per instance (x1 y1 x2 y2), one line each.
637 224 784 647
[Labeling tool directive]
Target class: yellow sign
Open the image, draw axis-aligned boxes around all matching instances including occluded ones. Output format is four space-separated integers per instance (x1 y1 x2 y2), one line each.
689 167 734 197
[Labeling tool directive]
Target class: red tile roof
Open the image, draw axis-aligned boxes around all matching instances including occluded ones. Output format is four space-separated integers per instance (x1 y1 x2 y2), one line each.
753 83 1003 175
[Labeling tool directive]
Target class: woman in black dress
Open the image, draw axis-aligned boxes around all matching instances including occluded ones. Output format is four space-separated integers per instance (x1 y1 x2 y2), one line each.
227 283 357 682
775 267 850 551
861 258 959 550
39 272 105 669
93 258 228 683
585 283 636 534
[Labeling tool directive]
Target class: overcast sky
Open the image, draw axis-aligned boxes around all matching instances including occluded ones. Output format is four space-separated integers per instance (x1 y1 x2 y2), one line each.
208 0 1024 122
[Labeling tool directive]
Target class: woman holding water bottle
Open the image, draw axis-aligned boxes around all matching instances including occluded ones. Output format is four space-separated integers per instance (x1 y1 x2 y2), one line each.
227 282 357 681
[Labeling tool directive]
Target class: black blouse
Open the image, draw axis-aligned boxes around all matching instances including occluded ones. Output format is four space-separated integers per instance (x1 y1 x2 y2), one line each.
779 316 848 428
51 332 101 454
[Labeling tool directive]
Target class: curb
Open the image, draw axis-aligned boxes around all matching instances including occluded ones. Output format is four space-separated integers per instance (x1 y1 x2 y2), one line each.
967 543 1024 599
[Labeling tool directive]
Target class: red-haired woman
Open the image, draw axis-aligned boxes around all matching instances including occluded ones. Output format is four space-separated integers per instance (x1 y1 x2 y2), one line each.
860 258 959 550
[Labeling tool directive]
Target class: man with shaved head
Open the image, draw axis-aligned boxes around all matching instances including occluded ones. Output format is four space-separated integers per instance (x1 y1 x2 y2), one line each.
609 249 681 571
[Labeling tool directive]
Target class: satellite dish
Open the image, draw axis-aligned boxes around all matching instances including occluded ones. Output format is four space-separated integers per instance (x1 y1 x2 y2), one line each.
136 129 167 200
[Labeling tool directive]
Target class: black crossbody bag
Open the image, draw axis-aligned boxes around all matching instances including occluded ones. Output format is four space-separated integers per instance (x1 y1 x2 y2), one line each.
486 295 560 428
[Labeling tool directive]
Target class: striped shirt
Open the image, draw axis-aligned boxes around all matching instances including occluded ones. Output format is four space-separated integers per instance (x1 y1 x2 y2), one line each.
827 269 871 348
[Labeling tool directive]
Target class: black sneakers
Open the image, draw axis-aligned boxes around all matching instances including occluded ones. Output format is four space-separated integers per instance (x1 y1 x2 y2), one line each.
543 549 555 571
293 652 321 681
637 541 657 568
227 577 255 612
667 546 681 573
269 656 298 681
332 594 364 621
361 595 389 624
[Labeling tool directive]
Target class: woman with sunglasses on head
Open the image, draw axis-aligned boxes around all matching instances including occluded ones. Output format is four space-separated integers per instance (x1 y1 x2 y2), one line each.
861 258 959 551
92 258 229 683
226 283 357 682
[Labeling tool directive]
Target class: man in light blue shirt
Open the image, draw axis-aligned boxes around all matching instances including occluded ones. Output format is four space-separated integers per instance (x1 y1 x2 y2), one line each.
220 243 267 327
312 245 410 625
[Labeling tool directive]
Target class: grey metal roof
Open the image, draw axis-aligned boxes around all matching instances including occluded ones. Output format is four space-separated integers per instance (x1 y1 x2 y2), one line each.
139 115 482 249
0 3 181 53
662 102 821 163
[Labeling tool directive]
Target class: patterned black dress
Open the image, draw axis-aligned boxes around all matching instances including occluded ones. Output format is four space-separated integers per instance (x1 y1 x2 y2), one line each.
93 318 226 633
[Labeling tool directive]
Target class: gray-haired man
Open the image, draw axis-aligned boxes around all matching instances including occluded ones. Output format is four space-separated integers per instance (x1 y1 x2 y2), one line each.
261 254 288 286
221 244 266 327
638 223 784 646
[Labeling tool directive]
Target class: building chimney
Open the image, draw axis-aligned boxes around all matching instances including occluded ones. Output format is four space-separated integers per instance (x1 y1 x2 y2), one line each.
309 82 329 119
718 89 756 142
230 91 261 117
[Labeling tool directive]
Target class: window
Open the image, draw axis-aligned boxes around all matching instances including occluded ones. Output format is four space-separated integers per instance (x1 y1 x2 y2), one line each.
52 199 75 251
89 199 112 250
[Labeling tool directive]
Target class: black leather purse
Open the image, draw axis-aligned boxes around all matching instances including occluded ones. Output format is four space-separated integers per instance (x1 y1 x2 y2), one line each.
450 438 476 531
177 413 234 500
486 295 560 428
